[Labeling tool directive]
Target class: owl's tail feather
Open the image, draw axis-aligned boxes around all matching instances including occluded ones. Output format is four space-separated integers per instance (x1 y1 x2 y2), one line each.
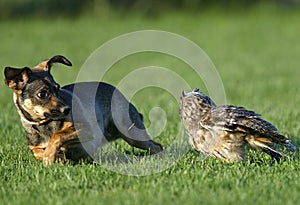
246 136 297 161
284 140 297 151
260 146 284 161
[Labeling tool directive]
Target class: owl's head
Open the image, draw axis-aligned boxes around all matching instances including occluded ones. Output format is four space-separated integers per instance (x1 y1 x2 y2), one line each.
180 88 216 108
179 88 216 124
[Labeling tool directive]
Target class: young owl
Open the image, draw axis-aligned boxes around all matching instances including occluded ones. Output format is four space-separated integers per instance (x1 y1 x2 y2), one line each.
179 88 296 162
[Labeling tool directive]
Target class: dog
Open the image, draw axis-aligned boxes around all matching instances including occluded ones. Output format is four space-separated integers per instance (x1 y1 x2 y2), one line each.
4 55 163 164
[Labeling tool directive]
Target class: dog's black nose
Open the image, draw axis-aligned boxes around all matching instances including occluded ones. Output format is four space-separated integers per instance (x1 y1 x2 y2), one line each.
61 106 71 115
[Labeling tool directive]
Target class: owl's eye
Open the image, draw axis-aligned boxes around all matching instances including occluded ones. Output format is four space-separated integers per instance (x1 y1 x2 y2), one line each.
37 90 49 99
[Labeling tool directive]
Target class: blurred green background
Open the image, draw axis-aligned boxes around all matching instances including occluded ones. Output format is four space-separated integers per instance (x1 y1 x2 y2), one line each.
0 0 299 19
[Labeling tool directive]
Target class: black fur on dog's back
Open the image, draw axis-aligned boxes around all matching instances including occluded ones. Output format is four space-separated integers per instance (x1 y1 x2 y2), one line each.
59 82 156 145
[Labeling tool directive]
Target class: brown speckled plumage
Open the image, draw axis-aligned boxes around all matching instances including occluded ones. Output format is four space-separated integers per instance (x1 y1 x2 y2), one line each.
179 89 296 162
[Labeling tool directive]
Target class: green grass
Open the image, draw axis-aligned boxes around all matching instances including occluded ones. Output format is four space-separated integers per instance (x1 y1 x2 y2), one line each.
1 4 300 205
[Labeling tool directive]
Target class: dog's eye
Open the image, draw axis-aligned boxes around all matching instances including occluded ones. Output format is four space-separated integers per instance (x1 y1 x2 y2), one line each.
37 90 49 99
54 84 60 92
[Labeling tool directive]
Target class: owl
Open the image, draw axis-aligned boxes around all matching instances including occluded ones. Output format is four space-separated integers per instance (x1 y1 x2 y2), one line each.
179 88 297 162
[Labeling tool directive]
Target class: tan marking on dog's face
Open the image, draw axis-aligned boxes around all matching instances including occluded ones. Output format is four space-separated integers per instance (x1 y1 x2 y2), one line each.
50 98 58 107
23 99 48 120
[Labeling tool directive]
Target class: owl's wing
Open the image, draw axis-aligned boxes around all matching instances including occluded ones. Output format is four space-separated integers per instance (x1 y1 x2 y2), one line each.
201 105 278 134
201 105 296 159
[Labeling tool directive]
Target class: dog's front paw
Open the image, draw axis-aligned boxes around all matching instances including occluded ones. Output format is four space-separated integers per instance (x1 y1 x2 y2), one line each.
43 147 67 165
54 149 67 163
42 154 55 165
42 145 57 165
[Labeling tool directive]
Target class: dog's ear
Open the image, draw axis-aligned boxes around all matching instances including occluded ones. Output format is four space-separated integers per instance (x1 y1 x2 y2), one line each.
4 67 32 90
34 55 72 71
47 55 72 68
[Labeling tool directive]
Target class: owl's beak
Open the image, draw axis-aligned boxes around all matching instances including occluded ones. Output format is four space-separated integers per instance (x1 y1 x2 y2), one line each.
182 91 186 97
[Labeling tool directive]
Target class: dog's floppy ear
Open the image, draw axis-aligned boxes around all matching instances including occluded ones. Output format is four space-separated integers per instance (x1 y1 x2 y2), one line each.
4 67 32 90
34 55 72 71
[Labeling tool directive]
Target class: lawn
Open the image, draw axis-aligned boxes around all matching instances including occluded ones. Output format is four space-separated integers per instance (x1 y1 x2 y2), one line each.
1 4 300 205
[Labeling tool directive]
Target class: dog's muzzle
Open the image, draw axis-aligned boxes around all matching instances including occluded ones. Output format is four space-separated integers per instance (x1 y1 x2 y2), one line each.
44 106 71 119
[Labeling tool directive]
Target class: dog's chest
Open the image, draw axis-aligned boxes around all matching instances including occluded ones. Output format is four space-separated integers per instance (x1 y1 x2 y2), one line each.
23 120 64 146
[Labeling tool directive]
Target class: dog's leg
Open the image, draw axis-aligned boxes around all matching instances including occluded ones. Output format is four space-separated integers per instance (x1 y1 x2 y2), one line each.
114 106 163 154
109 91 163 154
29 145 45 161
42 121 80 165
118 127 163 154
121 133 163 154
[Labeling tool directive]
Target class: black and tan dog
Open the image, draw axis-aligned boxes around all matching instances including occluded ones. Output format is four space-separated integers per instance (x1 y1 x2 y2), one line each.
4 55 163 164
